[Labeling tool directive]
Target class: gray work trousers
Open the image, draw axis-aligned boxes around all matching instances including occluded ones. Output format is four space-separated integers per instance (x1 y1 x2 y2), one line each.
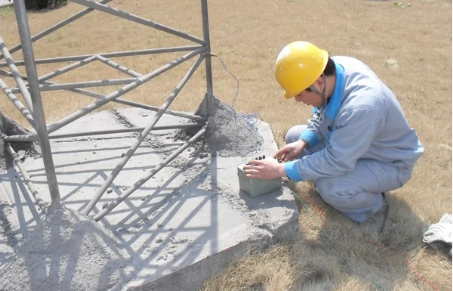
286 125 413 223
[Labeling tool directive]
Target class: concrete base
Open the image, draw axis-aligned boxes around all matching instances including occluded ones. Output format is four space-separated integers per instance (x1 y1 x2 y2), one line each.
0 107 299 291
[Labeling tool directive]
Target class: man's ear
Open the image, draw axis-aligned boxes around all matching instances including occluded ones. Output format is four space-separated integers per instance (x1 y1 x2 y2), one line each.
316 76 324 86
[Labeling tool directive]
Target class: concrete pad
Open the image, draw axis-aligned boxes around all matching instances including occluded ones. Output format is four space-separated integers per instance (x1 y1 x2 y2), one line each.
0 106 299 291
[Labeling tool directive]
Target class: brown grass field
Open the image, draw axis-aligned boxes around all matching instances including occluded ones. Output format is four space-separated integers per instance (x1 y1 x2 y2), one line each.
0 0 452 290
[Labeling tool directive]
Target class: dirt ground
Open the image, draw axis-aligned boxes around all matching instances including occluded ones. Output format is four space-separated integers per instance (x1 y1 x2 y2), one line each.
0 0 451 290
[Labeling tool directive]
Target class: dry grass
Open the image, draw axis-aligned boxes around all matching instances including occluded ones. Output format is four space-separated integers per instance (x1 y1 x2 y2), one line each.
202 244 296 291
0 0 451 290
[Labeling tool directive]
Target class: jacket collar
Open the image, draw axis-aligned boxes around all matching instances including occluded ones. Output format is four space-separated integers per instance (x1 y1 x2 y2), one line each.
312 61 345 120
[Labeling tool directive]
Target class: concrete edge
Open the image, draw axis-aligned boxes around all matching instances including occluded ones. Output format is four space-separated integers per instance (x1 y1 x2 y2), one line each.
127 211 300 291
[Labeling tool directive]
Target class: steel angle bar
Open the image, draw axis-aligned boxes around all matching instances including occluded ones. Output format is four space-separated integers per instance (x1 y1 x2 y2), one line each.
92 124 207 221
72 88 207 121
70 0 205 45
46 47 204 134
201 0 214 118
49 85 207 122
3 68 206 122
14 0 61 206
5 143 47 213
0 0 113 61
11 77 139 93
83 54 205 216
4 123 203 142
0 79 37 129
0 69 12 77
0 112 3 132
201 0 214 97
38 55 97 83
0 36 34 114
0 46 202 67
95 55 142 77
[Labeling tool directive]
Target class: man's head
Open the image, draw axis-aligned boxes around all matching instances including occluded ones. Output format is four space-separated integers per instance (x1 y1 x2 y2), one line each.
294 58 336 107
275 41 336 107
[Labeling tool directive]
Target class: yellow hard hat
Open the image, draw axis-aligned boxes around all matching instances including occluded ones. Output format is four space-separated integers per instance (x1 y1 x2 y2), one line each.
275 41 329 99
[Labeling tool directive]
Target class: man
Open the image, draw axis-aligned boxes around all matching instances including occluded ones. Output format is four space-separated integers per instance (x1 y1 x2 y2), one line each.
243 41 424 231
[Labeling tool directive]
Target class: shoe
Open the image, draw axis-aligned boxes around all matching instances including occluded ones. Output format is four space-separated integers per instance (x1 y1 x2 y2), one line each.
361 193 388 233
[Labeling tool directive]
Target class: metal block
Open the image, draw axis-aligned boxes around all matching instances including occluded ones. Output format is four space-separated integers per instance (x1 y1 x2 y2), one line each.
237 163 282 198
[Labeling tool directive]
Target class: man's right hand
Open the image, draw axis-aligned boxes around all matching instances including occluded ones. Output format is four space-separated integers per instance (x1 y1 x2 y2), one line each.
273 140 307 162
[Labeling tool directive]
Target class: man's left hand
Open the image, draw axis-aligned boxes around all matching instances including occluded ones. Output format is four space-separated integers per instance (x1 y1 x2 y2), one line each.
243 159 286 180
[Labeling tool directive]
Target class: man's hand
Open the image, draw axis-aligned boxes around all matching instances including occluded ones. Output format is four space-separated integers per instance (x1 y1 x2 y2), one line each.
273 140 307 162
243 158 286 180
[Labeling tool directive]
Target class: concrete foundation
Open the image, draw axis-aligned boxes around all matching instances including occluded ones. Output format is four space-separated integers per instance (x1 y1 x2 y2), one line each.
0 105 299 291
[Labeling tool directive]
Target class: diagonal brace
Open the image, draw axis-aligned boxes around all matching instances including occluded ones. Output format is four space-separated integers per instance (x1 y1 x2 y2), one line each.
69 0 205 45
0 78 37 130
46 47 205 134
5 143 47 213
0 0 113 61
95 55 143 77
2 68 206 123
0 36 34 114
83 54 205 216
92 124 208 221
37 55 97 83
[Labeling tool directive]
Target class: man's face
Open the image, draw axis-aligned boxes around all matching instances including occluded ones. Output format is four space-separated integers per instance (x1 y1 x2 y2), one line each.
294 77 324 107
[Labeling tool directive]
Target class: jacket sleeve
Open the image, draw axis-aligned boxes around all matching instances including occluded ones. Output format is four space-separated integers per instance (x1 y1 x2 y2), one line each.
284 106 382 181
299 108 323 148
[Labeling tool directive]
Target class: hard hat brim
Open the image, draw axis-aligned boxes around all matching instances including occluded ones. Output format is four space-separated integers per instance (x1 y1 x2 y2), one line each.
284 90 293 99
282 49 329 99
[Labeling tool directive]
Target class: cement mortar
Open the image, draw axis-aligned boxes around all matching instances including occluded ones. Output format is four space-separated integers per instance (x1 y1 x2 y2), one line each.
0 206 130 291
191 96 264 157
111 109 136 129
0 115 41 172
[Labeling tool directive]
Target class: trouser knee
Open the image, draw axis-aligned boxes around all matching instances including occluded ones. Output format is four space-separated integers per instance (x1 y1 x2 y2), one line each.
285 125 307 144
315 177 385 223
315 178 341 206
